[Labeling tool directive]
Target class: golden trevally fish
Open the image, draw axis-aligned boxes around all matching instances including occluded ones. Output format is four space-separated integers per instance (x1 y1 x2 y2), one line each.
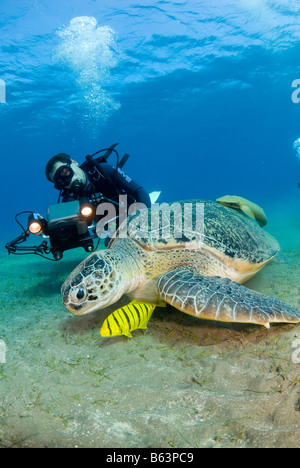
100 300 165 338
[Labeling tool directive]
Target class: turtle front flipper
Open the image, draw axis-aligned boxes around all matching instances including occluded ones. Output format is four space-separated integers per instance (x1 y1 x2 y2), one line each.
157 268 300 328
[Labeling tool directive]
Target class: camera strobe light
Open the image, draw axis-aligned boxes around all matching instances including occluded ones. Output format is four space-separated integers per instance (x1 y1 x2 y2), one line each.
30 222 42 235
80 198 94 218
28 213 46 236
81 206 93 217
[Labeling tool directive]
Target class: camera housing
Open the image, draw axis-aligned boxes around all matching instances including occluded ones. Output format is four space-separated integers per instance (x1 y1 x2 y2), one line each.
5 144 128 261
47 201 95 259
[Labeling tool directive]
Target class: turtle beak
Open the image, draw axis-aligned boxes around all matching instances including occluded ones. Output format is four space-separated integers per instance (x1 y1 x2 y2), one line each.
61 281 102 315
61 250 134 316
61 281 87 315
61 267 126 316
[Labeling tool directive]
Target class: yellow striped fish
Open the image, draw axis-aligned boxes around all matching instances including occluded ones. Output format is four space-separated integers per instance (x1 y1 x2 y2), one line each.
100 301 164 338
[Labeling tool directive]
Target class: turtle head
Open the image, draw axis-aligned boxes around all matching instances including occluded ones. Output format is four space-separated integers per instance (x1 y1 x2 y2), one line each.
62 251 127 315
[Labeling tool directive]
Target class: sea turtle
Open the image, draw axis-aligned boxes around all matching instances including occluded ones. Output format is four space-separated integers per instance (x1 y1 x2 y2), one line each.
62 200 300 329
217 195 268 227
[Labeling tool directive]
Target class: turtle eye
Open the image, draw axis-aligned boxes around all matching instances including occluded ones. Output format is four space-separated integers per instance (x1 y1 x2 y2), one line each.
76 287 86 301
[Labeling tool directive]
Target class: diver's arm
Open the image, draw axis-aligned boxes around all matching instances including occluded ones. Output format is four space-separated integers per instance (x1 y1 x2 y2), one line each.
132 186 151 207
114 167 151 207
96 162 151 207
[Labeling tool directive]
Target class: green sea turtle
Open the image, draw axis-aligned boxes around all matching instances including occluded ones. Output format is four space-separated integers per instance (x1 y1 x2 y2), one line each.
62 200 300 329
217 195 268 227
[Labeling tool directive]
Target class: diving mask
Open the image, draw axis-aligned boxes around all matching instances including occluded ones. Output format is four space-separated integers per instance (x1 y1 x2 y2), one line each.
54 163 86 193
54 163 74 190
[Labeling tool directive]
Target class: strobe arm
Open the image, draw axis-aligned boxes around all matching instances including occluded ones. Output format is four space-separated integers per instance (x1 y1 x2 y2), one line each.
5 231 29 253
5 232 55 260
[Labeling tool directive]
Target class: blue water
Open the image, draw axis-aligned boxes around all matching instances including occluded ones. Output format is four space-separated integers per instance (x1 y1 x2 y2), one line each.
0 0 300 241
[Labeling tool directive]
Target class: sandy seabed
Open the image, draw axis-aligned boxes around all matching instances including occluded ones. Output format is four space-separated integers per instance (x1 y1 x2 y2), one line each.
0 207 299 448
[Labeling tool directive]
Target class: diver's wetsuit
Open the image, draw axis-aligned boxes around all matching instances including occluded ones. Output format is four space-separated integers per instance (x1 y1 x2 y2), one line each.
62 159 151 208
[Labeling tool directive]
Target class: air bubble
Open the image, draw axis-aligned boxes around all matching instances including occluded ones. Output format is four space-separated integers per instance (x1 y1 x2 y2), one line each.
56 16 120 124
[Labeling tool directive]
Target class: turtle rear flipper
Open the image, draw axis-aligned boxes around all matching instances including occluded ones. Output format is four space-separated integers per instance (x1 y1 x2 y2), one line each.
157 268 300 328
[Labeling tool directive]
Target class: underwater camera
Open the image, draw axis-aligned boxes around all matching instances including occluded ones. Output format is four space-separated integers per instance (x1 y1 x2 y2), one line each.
5 143 139 261
6 198 98 261
5 143 129 261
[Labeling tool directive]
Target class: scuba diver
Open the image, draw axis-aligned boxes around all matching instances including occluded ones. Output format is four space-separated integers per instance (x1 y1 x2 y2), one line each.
5 144 154 261
45 146 151 208
45 145 152 245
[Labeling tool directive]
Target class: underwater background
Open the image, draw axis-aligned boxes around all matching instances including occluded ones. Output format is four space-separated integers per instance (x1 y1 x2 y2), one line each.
0 0 299 448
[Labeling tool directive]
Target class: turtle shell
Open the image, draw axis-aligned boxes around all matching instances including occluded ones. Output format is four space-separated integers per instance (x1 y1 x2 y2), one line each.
110 200 279 264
